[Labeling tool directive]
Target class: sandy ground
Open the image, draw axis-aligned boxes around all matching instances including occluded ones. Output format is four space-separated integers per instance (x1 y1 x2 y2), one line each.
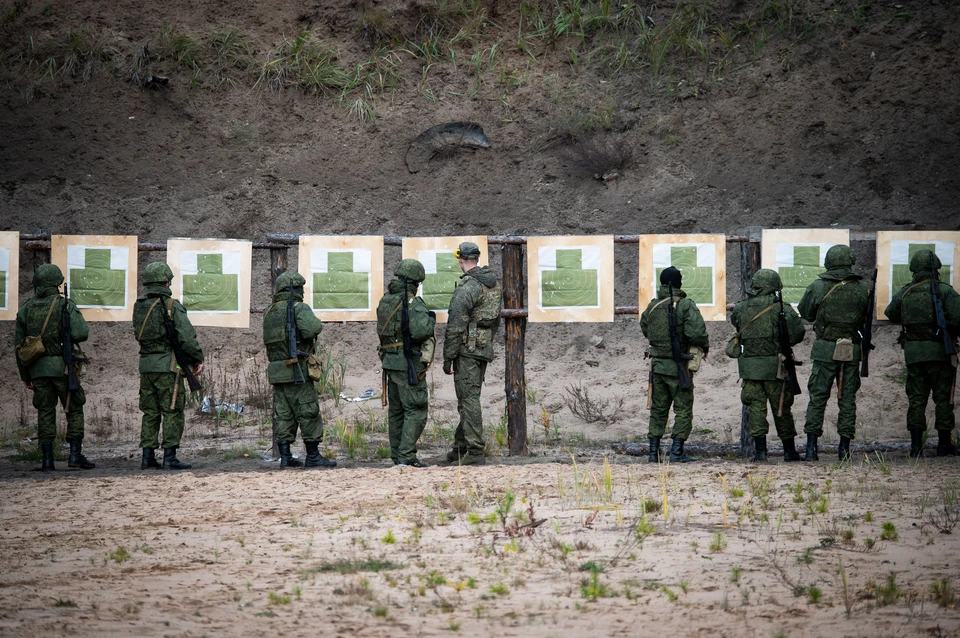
1 453 959 637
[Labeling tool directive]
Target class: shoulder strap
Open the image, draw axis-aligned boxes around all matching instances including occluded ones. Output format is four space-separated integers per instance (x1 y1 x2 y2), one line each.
904 279 930 296
137 298 162 342
378 301 404 338
650 296 680 313
734 302 778 341
822 280 847 303
39 296 59 338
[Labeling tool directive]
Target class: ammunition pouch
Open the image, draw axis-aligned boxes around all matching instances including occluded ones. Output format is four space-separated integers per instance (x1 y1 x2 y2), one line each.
832 338 854 362
688 346 704 373
420 337 436 366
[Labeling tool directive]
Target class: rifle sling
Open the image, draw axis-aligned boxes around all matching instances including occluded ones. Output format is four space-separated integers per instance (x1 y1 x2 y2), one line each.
137 298 162 342
38 296 59 340
733 302 779 343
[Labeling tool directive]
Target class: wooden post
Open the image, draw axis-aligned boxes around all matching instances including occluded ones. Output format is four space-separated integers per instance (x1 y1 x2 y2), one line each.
269 246 288 460
502 243 528 455
739 227 762 459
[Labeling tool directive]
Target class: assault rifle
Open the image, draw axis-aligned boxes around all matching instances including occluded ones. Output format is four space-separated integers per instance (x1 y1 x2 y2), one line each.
285 285 309 385
400 277 422 386
667 283 693 390
860 268 878 377
930 254 958 405
61 291 87 411
776 290 803 417
159 297 202 392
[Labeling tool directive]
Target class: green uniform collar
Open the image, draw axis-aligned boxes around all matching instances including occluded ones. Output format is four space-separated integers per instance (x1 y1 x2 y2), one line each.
818 267 860 282
144 283 172 298
656 285 687 299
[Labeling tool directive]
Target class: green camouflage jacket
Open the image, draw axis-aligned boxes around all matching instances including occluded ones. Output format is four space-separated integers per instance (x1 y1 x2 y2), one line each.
15 287 89 381
640 285 710 377
731 293 805 380
263 289 323 384
443 265 502 363
884 273 960 364
133 284 204 374
798 267 870 363
377 279 436 372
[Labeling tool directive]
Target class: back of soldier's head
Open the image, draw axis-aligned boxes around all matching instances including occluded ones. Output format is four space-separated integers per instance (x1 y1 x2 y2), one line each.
660 266 682 288
33 263 64 289
750 268 782 296
142 262 174 285
824 244 855 269
276 271 306 292
456 242 481 262
394 259 426 283
909 248 941 273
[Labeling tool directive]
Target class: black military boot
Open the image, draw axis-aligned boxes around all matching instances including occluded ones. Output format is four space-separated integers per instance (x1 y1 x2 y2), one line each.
68 438 96 470
278 441 303 469
141 448 161 470
909 430 924 459
804 434 819 461
936 430 959 457
752 436 768 462
838 436 851 462
648 437 661 463
162 447 192 470
40 442 55 472
782 437 803 462
304 441 336 468
669 437 698 463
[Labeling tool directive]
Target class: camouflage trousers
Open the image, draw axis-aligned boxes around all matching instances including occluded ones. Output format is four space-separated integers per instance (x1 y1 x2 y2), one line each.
387 370 429 464
273 382 324 444
453 357 487 457
906 361 957 433
648 373 694 441
804 360 861 439
741 379 797 440
33 377 85 444
139 372 185 449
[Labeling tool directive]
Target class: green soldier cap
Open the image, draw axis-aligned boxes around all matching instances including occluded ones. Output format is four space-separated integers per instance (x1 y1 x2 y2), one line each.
142 262 174 285
824 244 855 268
909 248 942 273
33 263 64 288
660 266 682 287
393 258 426 282
275 271 306 292
750 268 782 295
456 242 481 259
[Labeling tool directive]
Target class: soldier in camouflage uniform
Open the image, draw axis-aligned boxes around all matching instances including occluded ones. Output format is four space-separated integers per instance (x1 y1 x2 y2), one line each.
133 262 204 470
263 271 336 469
15 264 95 471
798 245 871 462
640 267 710 463
729 269 806 462
883 249 960 457
377 259 437 467
442 242 502 466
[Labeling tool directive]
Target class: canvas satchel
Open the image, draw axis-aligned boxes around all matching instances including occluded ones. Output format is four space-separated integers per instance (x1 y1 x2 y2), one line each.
16 297 59 365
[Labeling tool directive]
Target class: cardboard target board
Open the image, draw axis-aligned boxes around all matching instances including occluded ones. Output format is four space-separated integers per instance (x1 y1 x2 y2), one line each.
527 236 614 322
401 236 488 323
298 235 384 322
0 231 18 320
167 239 253 328
761 229 850 305
638 234 726 321
876 231 960 321
52 235 138 321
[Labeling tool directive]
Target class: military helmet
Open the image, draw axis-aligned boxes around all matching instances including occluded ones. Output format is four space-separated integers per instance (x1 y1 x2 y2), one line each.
276 271 306 292
33 263 64 288
660 266 682 287
909 248 942 273
750 268 782 295
142 262 174 285
824 244 855 268
394 258 426 282
455 241 481 260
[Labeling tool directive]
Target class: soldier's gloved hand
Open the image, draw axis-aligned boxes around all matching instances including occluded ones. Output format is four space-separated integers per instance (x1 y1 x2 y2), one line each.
443 359 454 375
428 311 436 320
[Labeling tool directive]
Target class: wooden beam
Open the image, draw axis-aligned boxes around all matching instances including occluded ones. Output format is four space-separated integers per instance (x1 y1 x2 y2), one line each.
739 228 762 459
502 243 528 456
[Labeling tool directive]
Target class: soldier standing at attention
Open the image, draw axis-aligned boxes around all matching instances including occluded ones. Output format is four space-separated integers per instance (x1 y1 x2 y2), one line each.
377 259 437 467
15 264 95 471
640 267 709 463
263 271 336 469
798 245 871 462
883 249 960 457
729 269 806 462
133 262 204 470
442 242 502 466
